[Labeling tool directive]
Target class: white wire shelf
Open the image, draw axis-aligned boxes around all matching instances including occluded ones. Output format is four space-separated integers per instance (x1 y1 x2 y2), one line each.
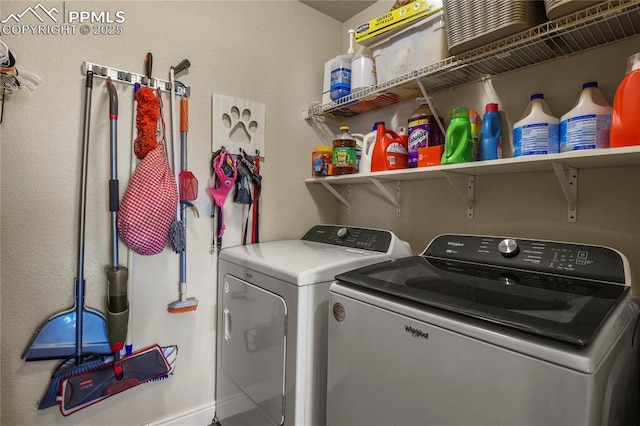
306 0 640 119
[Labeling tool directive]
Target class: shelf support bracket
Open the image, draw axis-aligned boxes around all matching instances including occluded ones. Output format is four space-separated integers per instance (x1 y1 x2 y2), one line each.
552 162 578 223
320 182 351 214
370 179 402 216
443 173 474 219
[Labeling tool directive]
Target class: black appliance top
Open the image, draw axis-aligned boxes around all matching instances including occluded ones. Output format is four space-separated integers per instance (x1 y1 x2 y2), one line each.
335 234 630 347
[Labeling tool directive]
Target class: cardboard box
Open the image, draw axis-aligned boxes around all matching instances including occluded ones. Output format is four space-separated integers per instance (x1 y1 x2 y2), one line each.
355 0 443 45
370 10 447 84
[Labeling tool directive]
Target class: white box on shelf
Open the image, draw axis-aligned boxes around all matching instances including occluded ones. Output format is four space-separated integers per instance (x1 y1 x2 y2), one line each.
370 10 447 84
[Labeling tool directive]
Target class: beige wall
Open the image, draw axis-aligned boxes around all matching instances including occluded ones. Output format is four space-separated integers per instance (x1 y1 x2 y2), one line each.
1 1 341 424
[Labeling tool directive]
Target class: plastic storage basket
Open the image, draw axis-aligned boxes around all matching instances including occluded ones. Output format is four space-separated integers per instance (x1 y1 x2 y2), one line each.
443 0 547 55
544 0 602 20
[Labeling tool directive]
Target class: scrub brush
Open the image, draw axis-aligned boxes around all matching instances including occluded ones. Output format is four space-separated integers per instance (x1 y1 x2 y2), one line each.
167 201 199 314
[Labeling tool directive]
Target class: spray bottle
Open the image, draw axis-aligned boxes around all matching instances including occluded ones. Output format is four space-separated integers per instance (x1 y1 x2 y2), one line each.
330 30 355 101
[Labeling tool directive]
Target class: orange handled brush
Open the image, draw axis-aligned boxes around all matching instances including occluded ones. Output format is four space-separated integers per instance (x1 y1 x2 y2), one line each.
168 94 198 314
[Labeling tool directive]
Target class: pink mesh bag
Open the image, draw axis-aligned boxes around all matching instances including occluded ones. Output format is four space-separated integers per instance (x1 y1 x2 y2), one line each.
118 144 178 255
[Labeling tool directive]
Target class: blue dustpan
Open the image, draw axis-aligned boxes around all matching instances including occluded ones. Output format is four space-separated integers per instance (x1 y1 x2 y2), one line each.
22 70 110 362
22 279 111 361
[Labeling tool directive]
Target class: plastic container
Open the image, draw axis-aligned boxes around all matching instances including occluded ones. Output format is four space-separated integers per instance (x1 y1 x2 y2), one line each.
479 103 502 161
371 122 408 172
312 146 333 177
330 54 353 101
332 126 357 175
560 81 612 152
351 46 376 93
407 98 445 168
369 10 447 84
359 123 382 174
610 52 640 148
330 30 355 101
513 93 560 156
441 107 473 165
469 109 481 161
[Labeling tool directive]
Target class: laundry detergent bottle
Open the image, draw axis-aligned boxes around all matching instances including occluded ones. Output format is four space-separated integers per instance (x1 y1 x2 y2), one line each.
359 122 382 174
479 103 502 161
371 122 408 171
441 107 472 165
560 81 612 151
610 52 640 147
407 98 445 168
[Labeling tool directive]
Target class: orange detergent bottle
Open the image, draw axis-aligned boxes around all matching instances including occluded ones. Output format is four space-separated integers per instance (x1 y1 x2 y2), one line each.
611 52 640 147
371 122 408 172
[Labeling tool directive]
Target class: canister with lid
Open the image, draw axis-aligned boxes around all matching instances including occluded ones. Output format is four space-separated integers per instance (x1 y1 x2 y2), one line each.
312 146 333 177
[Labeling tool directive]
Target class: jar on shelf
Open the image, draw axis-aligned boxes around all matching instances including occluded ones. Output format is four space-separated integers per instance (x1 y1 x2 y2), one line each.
312 146 333 177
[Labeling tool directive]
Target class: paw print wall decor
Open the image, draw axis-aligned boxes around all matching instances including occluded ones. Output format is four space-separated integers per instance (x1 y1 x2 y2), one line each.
212 93 266 156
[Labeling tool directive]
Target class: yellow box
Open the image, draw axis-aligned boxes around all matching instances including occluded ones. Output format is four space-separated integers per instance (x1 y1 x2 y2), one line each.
355 0 443 45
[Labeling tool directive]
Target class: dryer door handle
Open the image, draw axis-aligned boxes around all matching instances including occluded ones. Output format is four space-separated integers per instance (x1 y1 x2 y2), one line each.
224 308 232 340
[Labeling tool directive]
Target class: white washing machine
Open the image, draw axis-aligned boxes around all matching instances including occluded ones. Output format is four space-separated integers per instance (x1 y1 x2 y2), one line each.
328 234 640 425
213 225 412 426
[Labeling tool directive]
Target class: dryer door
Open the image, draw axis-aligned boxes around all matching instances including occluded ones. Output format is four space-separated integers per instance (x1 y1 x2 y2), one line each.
221 274 287 425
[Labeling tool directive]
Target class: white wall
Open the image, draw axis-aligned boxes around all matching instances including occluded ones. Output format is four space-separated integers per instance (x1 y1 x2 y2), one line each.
0 1 341 425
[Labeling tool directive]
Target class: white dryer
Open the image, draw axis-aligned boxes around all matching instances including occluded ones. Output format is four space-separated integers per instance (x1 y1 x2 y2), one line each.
213 225 412 426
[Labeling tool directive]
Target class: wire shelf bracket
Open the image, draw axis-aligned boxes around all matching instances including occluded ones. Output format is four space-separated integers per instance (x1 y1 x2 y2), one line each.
552 162 578 223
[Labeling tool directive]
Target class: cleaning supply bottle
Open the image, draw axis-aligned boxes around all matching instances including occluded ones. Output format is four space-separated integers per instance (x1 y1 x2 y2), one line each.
371 122 408 172
312 146 333 177
513 93 560 156
611 52 640 147
470 109 481 161
441 107 472 165
407 98 445 168
359 122 382 174
479 103 501 161
351 45 376 93
560 81 612 152
330 30 355 101
332 126 357 175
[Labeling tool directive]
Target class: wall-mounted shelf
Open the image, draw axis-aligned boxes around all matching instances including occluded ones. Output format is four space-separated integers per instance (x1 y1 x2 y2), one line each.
305 146 640 221
303 0 640 120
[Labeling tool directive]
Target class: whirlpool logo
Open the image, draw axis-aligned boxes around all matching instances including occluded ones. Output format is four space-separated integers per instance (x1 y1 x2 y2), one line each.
405 325 429 339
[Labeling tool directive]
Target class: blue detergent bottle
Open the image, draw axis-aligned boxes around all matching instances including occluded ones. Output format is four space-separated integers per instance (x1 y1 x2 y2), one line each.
479 103 501 161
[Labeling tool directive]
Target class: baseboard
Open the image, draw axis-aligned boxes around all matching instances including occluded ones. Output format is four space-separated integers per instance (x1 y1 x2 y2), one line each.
145 402 216 426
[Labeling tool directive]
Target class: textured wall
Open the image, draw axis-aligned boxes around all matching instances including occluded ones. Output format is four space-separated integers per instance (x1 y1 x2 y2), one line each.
0 1 340 424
